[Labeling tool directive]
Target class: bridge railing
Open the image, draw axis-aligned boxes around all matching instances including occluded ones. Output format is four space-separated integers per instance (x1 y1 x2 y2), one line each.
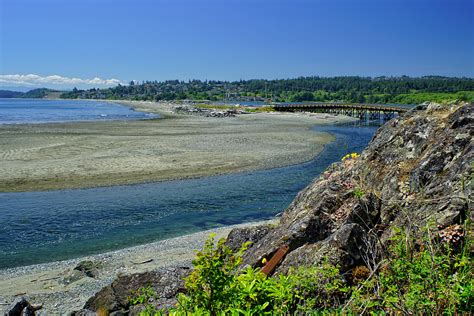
273 102 408 113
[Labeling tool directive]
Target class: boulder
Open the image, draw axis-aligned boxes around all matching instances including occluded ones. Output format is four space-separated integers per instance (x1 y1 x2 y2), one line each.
5 297 42 316
81 266 190 314
5 297 29 316
74 260 102 278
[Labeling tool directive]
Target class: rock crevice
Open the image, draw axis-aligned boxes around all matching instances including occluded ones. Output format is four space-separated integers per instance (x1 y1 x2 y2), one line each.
228 102 473 274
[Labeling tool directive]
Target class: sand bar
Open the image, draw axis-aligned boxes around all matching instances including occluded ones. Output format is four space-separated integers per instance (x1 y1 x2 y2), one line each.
0 101 355 192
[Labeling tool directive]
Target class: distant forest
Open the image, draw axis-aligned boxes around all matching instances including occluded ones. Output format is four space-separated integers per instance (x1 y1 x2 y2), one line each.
2 76 474 104
60 76 474 104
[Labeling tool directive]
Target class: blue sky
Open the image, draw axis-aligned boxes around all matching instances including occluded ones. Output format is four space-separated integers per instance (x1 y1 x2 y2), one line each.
0 0 473 89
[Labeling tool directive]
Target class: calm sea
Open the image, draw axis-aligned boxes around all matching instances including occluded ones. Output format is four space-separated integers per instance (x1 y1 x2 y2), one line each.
0 99 157 124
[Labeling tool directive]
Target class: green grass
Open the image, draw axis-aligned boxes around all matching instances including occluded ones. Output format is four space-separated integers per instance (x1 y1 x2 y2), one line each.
194 103 237 110
244 106 275 113
381 91 474 104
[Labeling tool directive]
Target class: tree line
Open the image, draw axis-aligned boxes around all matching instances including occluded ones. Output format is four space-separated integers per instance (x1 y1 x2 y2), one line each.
8 76 474 104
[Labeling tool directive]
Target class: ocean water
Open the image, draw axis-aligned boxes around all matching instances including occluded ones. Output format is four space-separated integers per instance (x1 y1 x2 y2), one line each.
0 99 157 124
0 121 380 269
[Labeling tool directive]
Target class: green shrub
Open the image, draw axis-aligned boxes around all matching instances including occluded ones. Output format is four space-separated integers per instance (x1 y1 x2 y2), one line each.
176 233 251 314
174 233 349 314
129 285 164 316
129 286 157 305
132 224 472 315
353 187 365 199
348 226 473 314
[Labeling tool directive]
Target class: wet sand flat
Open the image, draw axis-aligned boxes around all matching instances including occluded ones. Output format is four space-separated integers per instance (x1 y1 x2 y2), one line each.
0 101 354 192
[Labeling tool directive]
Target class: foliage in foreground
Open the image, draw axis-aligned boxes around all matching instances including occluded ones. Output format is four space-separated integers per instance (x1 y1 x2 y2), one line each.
131 225 472 315
174 235 349 314
349 226 472 314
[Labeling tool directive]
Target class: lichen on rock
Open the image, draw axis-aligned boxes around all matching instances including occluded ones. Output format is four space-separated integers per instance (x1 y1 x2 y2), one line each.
228 102 473 275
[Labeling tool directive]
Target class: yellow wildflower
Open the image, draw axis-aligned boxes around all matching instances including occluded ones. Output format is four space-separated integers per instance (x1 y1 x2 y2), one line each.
342 152 360 161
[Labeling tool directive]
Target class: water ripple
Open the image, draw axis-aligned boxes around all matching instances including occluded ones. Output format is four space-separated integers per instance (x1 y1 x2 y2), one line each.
0 122 379 268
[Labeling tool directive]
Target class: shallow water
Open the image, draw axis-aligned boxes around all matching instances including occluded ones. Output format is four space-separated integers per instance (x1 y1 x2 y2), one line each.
0 99 157 124
0 121 379 269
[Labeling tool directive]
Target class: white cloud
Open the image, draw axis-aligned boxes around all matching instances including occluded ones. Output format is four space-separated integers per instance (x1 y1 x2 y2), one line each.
0 74 123 87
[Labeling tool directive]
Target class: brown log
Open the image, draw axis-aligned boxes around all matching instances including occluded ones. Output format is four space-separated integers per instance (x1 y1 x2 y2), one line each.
260 245 290 276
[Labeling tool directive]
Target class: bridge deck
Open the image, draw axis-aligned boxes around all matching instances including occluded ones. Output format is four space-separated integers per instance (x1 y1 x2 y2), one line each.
273 103 408 113
273 102 409 120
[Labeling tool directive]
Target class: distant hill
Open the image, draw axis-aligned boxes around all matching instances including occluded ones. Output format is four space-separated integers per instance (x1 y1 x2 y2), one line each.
0 90 25 98
59 76 474 104
0 88 60 99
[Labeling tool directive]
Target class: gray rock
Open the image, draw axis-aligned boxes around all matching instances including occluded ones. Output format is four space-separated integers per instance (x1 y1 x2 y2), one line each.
5 297 42 316
227 102 473 274
82 266 190 314
276 223 366 274
74 260 102 278
225 224 274 252
5 297 29 316
20 306 35 316
61 269 85 285
71 309 96 316
109 310 128 316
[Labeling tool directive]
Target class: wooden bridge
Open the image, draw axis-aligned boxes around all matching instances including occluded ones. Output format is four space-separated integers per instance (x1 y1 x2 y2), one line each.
273 102 409 120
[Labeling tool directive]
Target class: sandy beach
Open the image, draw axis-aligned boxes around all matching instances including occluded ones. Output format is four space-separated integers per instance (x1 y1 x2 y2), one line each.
0 101 355 192
0 220 275 314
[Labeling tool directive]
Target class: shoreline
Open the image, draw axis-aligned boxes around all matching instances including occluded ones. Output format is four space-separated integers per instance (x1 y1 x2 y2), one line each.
0 100 356 313
0 100 357 192
0 98 161 126
0 220 276 314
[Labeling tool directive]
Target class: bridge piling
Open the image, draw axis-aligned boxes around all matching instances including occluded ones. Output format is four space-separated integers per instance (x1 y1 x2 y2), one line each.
273 102 407 120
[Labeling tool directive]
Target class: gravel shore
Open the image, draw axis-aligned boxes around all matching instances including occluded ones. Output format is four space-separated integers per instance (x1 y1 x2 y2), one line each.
0 220 276 314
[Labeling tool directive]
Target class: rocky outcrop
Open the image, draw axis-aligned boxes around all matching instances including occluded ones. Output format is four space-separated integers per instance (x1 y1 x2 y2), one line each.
76 266 190 315
225 224 275 252
79 102 472 313
228 102 472 274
